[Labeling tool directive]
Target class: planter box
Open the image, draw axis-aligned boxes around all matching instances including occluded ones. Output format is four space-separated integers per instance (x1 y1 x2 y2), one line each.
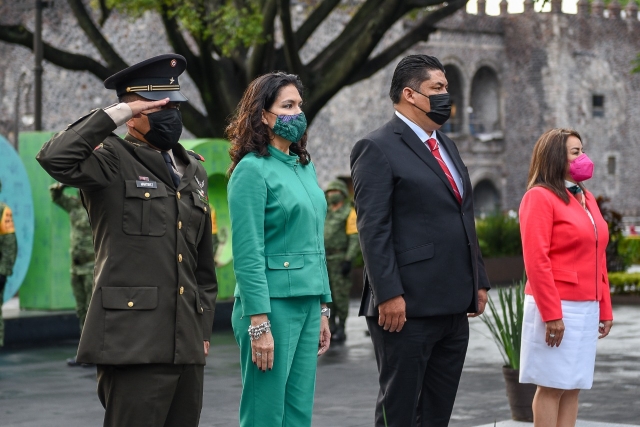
483 255 525 286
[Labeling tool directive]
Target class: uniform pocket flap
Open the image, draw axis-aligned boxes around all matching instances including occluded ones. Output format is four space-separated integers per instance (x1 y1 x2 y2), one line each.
552 269 578 284
396 243 435 267
125 180 167 199
267 255 305 270
102 287 158 310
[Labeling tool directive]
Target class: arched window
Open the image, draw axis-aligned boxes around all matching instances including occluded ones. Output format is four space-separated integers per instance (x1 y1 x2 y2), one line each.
473 179 501 217
441 64 463 134
469 67 501 137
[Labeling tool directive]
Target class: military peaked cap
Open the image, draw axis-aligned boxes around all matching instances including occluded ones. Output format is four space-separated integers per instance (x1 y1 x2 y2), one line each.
104 54 188 102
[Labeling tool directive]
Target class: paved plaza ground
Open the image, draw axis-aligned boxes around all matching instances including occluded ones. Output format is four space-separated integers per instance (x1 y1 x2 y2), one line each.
1 301 639 427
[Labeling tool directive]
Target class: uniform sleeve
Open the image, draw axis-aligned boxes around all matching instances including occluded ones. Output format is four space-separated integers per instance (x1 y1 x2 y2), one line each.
519 188 563 322
195 187 219 340
36 109 121 191
0 233 18 277
50 190 81 213
350 138 404 305
228 160 271 316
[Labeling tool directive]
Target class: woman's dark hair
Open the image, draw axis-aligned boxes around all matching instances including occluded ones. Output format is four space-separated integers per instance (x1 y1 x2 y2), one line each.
389 55 445 104
226 72 310 175
527 128 585 204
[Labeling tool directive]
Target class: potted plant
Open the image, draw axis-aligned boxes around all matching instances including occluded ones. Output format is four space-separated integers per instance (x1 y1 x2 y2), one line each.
480 279 536 421
476 212 525 285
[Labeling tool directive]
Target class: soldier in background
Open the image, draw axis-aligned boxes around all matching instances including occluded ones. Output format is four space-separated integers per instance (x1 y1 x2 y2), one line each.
50 183 95 366
324 179 360 342
0 178 18 347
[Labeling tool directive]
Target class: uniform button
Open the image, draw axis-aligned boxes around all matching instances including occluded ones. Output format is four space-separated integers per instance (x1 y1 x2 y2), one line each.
178 254 183 262
178 221 182 229
179 286 184 295
127 301 134 308
284 262 290 268
200 307 204 313
177 191 181 199
144 192 150 198
204 206 207 212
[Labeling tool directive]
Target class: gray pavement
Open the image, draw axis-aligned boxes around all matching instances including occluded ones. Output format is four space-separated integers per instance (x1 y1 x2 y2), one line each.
1 301 639 427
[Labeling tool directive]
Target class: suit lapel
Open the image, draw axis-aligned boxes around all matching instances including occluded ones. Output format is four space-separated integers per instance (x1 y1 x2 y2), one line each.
394 116 460 203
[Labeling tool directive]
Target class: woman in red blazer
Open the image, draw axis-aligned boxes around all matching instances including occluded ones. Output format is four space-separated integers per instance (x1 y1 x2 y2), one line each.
519 128 613 427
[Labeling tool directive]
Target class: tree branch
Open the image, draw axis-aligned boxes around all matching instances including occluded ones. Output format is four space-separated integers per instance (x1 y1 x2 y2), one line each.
294 0 340 48
278 0 304 78
0 24 112 79
159 8 202 79
347 0 467 85
66 0 127 70
97 0 112 27
247 0 277 80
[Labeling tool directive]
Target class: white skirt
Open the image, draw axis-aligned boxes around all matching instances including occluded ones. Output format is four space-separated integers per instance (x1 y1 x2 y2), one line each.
519 295 599 390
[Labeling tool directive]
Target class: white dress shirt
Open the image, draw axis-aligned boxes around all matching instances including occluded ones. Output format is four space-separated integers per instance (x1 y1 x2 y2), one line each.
395 110 464 197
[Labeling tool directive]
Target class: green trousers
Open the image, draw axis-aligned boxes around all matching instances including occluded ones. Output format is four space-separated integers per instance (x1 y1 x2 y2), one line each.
232 296 321 427
71 271 94 331
326 257 350 329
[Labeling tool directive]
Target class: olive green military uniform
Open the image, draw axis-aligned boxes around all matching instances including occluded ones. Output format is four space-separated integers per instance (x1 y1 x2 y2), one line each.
324 180 360 340
37 109 218 427
0 197 18 347
50 184 95 330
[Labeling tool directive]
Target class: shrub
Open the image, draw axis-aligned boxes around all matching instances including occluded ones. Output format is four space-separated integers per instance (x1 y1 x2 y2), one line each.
476 212 522 258
608 272 640 295
618 236 640 266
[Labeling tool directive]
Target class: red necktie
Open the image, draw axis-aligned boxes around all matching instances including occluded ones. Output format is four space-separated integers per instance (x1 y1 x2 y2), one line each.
427 138 462 204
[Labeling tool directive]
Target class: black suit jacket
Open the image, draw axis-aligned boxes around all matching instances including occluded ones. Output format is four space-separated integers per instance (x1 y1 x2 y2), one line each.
350 115 490 318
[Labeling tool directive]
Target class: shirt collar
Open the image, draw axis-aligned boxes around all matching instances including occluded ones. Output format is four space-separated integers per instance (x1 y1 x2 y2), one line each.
395 110 438 147
565 180 577 188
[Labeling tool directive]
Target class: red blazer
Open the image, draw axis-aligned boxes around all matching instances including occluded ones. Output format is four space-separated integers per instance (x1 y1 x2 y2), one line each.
519 186 613 322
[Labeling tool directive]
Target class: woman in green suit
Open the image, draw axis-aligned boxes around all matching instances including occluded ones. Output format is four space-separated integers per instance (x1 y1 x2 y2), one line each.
226 72 332 427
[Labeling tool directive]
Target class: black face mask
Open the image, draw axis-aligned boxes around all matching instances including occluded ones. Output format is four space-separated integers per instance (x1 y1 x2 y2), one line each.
412 90 451 125
138 108 183 151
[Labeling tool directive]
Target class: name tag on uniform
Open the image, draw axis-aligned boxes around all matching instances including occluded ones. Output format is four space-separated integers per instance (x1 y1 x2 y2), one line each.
136 180 157 188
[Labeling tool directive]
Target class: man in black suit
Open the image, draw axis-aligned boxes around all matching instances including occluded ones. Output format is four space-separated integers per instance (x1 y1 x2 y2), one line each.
350 55 490 427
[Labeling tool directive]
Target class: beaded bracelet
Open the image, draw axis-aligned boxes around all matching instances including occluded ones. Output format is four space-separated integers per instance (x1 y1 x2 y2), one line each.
248 321 271 341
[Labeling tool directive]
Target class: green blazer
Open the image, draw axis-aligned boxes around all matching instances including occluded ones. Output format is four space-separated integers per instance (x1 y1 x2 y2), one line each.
228 145 331 317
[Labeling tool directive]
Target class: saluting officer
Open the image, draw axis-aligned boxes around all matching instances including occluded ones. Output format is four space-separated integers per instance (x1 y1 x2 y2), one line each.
37 54 218 427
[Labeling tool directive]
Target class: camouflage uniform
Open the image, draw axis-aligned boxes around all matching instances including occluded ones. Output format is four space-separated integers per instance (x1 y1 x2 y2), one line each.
50 184 95 331
324 180 360 340
0 179 18 347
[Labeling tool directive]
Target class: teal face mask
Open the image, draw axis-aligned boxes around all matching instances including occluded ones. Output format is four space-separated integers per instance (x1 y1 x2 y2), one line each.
267 111 307 144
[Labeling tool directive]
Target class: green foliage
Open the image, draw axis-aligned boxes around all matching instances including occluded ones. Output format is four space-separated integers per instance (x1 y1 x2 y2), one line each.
633 53 640 74
476 212 522 258
619 236 640 266
103 0 265 55
480 279 525 370
608 272 640 294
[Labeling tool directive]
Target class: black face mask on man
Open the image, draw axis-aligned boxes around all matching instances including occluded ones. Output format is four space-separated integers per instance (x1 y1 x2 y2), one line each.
137 108 183 151
411 90 452 126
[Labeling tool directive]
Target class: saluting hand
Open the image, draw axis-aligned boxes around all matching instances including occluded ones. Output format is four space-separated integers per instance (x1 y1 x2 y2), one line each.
128 97 170 116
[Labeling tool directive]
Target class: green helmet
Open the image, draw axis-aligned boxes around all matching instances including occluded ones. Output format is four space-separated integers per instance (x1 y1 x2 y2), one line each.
324 179 349 197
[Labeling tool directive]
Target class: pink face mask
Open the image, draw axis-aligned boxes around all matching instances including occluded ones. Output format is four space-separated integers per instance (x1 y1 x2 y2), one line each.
569 153 594 182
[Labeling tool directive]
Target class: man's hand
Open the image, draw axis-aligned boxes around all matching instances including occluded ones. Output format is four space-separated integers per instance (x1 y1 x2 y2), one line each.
378 295 406 332
203 341 210 357
128 98 170 116
468 288 488 318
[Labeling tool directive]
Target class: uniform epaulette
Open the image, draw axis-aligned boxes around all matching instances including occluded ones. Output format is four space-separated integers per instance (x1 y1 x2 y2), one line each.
187 150 205 161
65 108 100 130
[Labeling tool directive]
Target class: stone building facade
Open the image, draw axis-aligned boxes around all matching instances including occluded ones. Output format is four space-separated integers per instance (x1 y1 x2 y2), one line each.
1 2 639 222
